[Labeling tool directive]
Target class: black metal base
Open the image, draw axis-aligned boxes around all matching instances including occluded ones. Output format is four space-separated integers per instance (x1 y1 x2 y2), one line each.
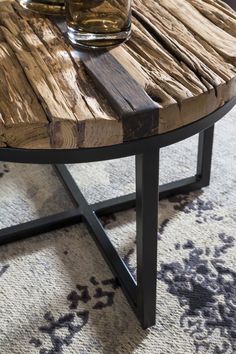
0 125 215 329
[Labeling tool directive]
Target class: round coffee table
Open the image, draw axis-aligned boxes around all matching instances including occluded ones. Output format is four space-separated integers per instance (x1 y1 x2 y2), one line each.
0 0 236 329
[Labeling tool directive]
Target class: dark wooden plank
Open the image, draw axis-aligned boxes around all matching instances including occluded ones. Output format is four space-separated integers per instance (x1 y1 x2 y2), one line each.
53 18 159 141
79 50 159 141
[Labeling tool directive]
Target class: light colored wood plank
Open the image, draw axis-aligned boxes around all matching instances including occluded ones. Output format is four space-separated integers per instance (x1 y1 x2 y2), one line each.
0 39 50 148
156 0 236 64
129 0 236 131
0 2 122 148
187 0 236 37
133 0 235 82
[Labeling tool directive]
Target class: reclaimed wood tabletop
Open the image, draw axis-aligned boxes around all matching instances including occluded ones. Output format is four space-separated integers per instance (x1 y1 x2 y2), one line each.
0 0 235 149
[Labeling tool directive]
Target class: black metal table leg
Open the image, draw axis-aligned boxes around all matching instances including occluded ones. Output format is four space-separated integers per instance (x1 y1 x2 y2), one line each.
54 164 137 309
197 125 214 187
136 149 159 329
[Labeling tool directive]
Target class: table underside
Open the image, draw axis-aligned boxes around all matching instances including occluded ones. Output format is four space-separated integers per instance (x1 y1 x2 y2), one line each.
0 0 236 149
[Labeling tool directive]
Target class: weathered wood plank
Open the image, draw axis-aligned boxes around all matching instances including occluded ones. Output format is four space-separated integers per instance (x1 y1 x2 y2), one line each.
109 45 183 133
189 0 236 38
133 0 235 82
0 38 50 148
0 2 123 148
128 1 236 130
80 50 159 141
23 14 123 148
157 0 236 64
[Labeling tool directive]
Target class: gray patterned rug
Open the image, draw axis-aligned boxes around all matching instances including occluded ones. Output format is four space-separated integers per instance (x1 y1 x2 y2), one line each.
0 107 236 354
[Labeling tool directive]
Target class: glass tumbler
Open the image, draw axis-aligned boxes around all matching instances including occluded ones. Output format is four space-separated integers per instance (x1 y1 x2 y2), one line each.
66 0 132 48
19 0 65 15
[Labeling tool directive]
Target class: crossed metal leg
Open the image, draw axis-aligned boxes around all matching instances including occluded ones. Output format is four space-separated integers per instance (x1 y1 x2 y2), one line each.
0 126 214 329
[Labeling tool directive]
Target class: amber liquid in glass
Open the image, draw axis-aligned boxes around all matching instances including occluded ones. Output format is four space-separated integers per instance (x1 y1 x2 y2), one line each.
66 0 131 48
19 0 65 15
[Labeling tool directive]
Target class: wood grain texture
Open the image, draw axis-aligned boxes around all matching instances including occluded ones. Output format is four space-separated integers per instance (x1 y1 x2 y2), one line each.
0 0 235 149
157 0 236 64
80 50 159 140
